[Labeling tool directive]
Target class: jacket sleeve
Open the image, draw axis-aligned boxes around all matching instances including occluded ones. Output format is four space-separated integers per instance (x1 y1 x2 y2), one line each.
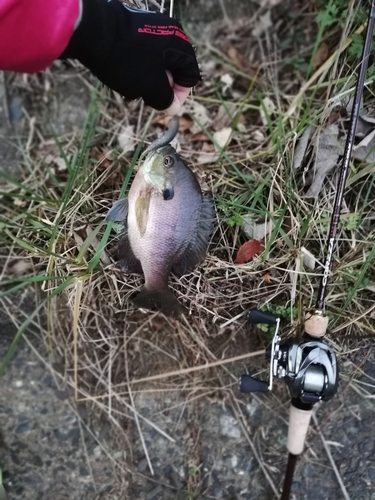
0 0 80 73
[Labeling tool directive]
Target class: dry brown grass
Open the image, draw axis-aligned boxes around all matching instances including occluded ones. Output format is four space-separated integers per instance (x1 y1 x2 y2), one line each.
2 0 375 497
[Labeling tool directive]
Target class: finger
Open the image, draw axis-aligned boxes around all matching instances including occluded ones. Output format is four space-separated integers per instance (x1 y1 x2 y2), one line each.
165 84 191 116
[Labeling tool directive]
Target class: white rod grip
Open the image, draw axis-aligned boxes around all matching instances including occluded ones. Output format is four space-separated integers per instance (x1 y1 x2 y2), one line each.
287 405 313 455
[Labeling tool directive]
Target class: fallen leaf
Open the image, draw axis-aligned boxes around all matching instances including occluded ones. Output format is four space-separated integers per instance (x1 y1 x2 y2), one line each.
190 132 210 142
312 42 329 71
242 216 275 240
227 46 247 72
212 104 237 131
181 101 211 134
326 106 347 126
117 125 136 154
13 198 27 207
275 239 283 248
260 96 277 126
304 123 340 197
294 104 375 196
196 151 220 165
261 273 272 284
7 259 33 275
300 246 316 270
152 115 171 127
252 11 272 37
95 152 111 169
213 127 232 151
293 126 313 170
220 74 234 94
234 240 264 264
178 116 194 132
153 115 193 133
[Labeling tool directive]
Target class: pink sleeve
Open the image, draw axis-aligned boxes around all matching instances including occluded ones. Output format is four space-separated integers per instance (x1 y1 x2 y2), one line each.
0 0 80 73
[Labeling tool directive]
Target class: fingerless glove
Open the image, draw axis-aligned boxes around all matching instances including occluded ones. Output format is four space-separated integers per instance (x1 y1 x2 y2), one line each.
60 0 200 110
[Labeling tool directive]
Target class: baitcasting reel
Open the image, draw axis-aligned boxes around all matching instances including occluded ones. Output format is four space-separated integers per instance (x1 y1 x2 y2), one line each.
240 309 339 404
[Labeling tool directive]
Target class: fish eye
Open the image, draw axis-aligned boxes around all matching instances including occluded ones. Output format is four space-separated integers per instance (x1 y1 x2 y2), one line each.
163 188 174 201
163 155 174 168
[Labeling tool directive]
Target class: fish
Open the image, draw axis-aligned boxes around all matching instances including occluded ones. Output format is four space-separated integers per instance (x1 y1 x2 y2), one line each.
107 117 214 316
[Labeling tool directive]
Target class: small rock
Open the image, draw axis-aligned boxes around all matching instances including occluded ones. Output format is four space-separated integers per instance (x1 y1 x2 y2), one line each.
15 421 29 434
219 415 241 439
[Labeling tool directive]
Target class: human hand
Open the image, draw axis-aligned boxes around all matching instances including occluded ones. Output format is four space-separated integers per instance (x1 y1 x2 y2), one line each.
60 0 200 112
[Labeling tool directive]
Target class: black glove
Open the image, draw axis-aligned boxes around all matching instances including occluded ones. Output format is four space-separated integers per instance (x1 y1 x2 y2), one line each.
60 0 201 110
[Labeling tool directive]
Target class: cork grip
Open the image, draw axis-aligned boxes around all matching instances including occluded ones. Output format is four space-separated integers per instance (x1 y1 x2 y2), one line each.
287 405 313 455
304 312 329 338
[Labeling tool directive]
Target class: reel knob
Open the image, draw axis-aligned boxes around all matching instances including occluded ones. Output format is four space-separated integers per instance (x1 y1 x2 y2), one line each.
239 374 269 393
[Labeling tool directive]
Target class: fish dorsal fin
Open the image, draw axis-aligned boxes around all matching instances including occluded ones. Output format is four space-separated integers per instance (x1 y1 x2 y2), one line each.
135 196 150 237
172 195 215 277
106 198 128 222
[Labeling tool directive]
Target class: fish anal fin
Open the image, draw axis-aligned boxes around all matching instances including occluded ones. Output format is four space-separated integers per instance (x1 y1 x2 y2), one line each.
133 288 186 317
172 195 215 277
117 232 142 274
106 198 128 222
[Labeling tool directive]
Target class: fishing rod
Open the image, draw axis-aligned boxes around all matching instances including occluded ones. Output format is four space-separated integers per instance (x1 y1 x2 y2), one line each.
239 1 375 498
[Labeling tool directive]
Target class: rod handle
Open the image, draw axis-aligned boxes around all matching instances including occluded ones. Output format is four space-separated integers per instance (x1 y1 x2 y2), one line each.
287 404 313 455
304 312 328 338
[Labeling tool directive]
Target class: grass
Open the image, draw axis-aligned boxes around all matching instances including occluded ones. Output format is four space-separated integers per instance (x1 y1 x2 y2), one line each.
1 0 375 497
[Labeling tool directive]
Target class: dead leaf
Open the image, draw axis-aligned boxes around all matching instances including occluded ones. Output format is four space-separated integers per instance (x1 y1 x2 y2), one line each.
252 11 272 37
196 151 220 165
242 216 275 241
7 259 33 275
220 74 234 94
234 240 264 264
294 104 375 196
227 46 256 76
300 246 316 270
181 101 211 134
275 239 283 248
326 106 347 126
117 125 136 154
260 97 277 126
212 104 237 131
190 132 210 142
293 126 313 170
213 127 232 151
261 273 272 284
95 152 111 169
153 115 193 133
13 198 27 207
312 42 329 71
304 123 340 197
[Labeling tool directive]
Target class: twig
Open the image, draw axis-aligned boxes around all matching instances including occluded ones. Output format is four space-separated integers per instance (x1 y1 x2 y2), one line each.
124 325 155 476
312 413 350 500
120 349 265 387
73 279 83 401
231 392 279 497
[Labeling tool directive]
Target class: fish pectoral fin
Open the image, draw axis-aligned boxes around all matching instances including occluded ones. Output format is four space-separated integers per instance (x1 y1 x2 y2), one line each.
172 195 215 277
135 196 150 236
106 198 129 222
133 287 186 317
117 232 143 274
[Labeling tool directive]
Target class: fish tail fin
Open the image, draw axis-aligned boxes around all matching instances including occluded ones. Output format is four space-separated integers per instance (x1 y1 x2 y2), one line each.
134 287 186 317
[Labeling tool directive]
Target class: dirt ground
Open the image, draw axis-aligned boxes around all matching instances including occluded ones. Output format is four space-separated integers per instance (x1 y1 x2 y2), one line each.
1 1 375 499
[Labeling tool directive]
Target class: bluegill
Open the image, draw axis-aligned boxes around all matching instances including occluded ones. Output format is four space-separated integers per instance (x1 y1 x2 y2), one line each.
107 118 214 316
